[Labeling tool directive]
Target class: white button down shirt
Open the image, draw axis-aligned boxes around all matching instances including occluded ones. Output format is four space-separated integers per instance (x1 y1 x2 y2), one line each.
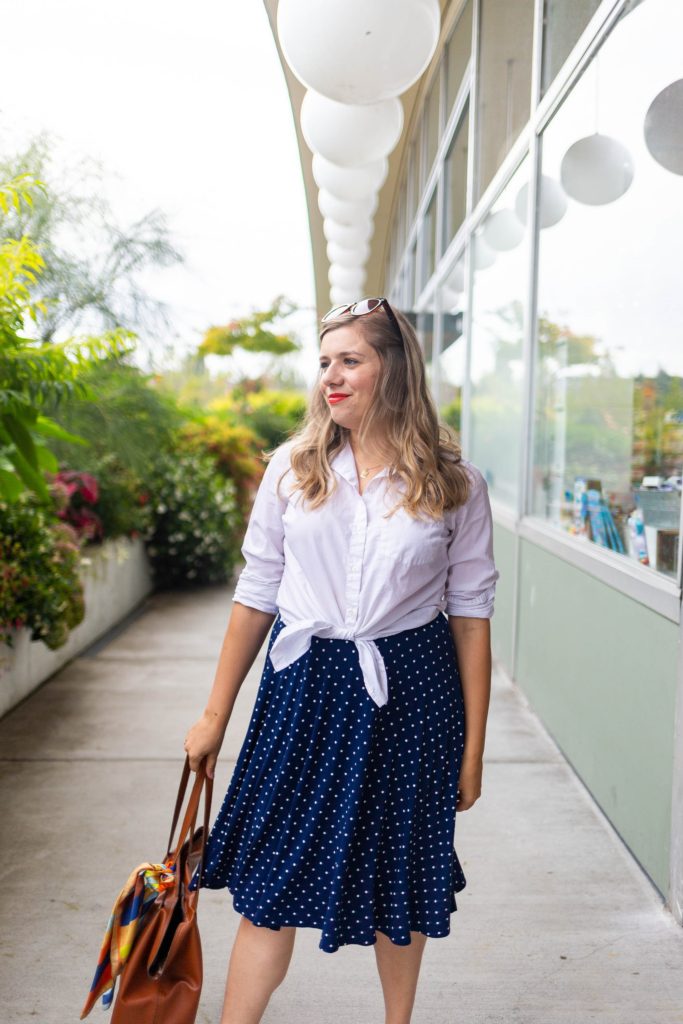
232 438 499 707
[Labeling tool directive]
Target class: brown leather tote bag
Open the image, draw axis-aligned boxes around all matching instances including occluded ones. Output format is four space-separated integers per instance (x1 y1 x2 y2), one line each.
110 756 213 1024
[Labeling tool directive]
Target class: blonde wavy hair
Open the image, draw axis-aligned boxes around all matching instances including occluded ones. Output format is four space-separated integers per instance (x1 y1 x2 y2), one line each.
265 301 472 520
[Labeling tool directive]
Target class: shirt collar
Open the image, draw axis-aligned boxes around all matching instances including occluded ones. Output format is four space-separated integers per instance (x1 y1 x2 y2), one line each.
330 439 390 488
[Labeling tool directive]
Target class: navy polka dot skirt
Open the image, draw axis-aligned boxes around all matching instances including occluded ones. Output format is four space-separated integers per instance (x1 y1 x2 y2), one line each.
189 609 467 953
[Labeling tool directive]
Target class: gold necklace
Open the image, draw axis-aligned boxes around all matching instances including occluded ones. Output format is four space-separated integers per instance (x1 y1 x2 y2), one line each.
350 444 384 478
359 464 383 478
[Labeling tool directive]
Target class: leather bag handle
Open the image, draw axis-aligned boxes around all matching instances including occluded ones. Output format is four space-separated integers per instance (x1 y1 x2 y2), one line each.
165 755 213 872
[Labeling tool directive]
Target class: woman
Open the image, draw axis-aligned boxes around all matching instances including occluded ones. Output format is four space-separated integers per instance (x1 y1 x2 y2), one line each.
185 297 499 1024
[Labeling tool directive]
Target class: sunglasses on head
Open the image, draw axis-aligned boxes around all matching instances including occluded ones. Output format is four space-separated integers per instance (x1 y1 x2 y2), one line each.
321 296 402 338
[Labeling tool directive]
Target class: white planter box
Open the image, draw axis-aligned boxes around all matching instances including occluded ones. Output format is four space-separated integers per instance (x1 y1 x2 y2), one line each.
0 535 154 719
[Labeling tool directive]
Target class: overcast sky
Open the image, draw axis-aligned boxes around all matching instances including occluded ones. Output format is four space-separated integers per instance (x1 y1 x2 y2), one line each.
0 0 319 383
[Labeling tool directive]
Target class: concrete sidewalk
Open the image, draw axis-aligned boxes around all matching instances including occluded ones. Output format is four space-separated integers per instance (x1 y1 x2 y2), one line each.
1 583 682 1024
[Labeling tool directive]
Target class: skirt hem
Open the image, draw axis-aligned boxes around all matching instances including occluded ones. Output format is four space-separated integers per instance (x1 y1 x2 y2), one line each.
203 876 466 954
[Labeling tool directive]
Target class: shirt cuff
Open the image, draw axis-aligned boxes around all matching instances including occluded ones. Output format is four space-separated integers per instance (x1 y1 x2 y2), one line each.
445 584 496 618
232 571 280 615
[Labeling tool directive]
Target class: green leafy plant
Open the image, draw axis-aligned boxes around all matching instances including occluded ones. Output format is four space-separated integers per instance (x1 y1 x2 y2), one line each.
42 358 186 481
0 172 136 504
74 453 154 541
145 450 242 588
177 418 267 518
0 496 85 649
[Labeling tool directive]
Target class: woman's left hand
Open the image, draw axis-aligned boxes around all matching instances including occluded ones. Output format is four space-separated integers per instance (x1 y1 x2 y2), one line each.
456 755 483 811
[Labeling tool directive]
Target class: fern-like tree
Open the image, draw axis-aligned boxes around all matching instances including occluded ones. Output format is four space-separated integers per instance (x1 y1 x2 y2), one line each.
0 132 183 355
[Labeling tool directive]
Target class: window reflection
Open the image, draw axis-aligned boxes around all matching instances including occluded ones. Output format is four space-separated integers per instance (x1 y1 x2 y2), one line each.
416 303 436 394
541 0 603 94
469 159 529 505
420 190 438 290
444 104 469 251
533 0 682 579
438 257 467 443
424 70 442 186
446 0 473 116
406 140 418 229
476 0 534 199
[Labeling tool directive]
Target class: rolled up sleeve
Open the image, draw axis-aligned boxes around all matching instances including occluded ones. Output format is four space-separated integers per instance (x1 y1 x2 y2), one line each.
445 463 500 618
232 444 290 615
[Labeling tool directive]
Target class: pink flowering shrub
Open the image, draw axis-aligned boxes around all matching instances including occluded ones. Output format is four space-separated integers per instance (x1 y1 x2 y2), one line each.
49 470 104 542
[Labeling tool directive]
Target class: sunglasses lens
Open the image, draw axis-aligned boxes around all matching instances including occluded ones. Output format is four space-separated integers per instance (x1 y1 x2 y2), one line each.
322 304 351 322
351 297 383 315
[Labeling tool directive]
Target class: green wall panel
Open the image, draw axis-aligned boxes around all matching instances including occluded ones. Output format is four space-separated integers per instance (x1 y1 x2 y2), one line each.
515 538 678 897
491 521 516 672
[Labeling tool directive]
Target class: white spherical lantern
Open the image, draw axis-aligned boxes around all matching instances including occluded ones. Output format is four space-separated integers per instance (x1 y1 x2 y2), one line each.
445 260 465 294
327 240 370 267
329 285 356 306
278 0 440 105
329 263 367 291
301 90 404 167
472 234 496 271
644 79 683 176
312 153 388 200
515 175 568 228
318 189 377 226
560 133 634 205
482 208 525 251
441 284 461 311
323 217 373 248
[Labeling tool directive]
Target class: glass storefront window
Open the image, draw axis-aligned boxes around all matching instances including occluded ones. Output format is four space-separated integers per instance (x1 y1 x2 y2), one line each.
424 69 442 187
438 256 468 443
443 103 469 253
406 242 417 310
395 178 407 257
417 301 437 395
469 158 529 506
532 0 682 580
541 0 603 95
406 140 419 228
446 0 473 117
476 0 535 199
419 189 438 292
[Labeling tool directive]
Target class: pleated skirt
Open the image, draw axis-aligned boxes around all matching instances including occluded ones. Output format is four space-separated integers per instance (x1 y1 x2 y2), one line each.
189 609 468 953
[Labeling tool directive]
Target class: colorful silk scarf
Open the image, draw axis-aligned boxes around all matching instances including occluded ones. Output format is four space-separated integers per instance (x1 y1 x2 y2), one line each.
80 858 176 1018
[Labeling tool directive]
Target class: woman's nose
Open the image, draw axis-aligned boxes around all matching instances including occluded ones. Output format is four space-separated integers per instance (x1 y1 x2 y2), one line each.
321 364 342 386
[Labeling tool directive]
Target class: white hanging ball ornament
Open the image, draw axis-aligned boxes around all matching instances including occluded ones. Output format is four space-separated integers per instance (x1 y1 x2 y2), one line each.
329 264 367 290
323 218 373 248
278 0 440 105
301 90 404 167
472 233 496 270
329 285 357 306
560 133 634 205
312 153 388 200
482 208 525 251
441 284 461 311
327 240 371 268
515 175 568 228
445 260 465 294
318 189 378 226
644 79 683 176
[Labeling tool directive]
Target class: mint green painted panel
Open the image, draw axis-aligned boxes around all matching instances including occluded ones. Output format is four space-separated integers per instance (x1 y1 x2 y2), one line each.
491 521 516 672
515 538 678 896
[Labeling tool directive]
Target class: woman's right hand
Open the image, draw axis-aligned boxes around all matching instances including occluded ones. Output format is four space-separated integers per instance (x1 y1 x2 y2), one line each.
183 709 227 779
